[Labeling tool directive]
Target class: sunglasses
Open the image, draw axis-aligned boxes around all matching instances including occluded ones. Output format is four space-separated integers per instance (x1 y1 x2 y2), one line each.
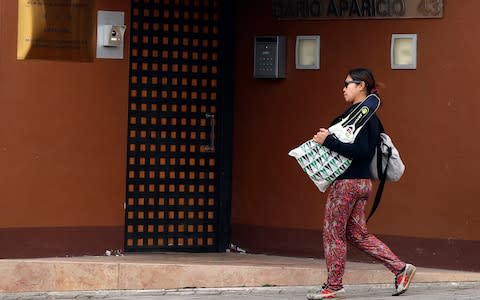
344 80 362 88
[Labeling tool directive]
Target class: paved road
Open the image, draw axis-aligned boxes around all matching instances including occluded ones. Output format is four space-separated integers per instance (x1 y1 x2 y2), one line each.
1 282 480 300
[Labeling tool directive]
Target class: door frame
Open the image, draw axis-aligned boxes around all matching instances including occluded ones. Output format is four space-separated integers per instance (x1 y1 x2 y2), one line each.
215 0 236 252
124 0 236 253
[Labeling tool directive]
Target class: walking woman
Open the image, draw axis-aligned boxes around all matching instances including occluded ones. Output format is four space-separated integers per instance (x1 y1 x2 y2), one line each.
307 68 416 299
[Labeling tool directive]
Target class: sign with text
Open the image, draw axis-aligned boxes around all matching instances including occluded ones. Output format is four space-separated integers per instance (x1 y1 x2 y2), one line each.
17 0 95 61
273 0 443 19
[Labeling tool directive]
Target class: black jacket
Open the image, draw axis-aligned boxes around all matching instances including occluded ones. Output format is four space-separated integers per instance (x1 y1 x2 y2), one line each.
322 103 381 180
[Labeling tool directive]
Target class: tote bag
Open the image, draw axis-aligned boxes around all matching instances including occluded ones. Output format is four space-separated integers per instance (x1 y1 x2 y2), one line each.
289 94 381 192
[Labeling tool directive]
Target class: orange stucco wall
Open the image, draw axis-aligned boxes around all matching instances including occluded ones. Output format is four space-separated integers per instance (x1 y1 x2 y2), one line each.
2 0 479 263
0 0 130 229
232 0 480 241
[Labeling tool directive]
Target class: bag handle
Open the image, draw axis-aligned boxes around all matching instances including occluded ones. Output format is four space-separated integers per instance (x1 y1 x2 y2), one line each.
367 118 388 223
367 146 392 222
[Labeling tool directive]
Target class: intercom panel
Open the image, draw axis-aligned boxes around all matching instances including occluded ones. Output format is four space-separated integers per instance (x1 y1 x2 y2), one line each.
253 36 286 79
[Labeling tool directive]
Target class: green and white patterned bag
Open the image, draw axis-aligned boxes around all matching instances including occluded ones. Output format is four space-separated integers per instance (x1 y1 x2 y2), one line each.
289 94 380 192
288 140 351 192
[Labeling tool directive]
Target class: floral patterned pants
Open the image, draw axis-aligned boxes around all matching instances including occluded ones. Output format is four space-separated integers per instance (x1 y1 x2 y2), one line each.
323 179 406 289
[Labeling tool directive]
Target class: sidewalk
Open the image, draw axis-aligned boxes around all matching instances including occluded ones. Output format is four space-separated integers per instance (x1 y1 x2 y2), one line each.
2 283 480 300
1 252 480 293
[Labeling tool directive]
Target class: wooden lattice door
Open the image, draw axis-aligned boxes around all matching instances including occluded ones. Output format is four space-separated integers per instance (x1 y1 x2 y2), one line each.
125 0 232 252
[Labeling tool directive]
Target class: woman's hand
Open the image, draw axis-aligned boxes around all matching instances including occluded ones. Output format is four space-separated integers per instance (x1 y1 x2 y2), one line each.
313 128 329 144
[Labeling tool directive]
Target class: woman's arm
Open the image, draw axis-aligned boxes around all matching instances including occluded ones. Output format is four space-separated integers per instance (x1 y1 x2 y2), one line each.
315 119 378 160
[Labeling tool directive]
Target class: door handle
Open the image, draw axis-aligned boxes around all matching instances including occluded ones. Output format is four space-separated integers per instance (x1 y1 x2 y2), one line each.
205 113 215 153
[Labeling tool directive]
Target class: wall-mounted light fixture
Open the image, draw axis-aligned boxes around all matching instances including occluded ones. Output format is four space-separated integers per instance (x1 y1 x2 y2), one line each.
391 34 417 69
295 35 320 70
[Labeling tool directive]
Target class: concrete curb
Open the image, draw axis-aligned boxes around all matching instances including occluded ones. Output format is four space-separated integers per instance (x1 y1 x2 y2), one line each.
2 253 480 293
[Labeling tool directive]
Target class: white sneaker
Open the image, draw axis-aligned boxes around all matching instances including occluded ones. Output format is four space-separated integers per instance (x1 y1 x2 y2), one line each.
306 285 345 299
393 263 416 296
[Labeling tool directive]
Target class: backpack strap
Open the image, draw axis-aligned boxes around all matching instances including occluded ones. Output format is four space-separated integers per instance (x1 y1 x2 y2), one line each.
367 118 388 223
367 145 392 222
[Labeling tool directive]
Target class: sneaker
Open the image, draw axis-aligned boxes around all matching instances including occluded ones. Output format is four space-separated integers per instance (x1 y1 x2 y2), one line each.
306 284 345 299
393 263 416 296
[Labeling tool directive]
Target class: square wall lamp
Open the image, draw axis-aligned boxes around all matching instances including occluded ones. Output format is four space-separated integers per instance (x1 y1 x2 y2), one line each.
295 35 320 69
391 34 417 69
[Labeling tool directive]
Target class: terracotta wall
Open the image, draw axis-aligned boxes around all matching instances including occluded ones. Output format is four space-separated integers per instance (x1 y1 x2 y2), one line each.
0 0 130 257
231 0 480 270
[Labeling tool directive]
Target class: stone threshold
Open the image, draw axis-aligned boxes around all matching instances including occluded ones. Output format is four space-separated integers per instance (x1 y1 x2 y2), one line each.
1 252 479 293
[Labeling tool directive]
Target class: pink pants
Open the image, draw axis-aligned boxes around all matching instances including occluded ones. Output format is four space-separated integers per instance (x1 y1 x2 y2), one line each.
323 179 405 289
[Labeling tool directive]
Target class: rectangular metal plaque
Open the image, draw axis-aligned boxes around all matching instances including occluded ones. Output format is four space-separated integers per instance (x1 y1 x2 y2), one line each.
273 0 443 20
17 0 95 61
